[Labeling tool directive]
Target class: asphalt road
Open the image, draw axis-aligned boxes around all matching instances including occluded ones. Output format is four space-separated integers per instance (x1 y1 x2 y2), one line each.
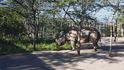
1 37 124 70
0 46 124 70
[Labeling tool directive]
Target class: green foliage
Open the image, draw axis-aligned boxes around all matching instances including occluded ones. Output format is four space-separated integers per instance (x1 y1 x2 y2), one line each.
38 43 71 51
0 39 30 55
59 0 77 7
60 43 71 50
118 16 124 24
0 6 26 40
1 22 25 38
47 9 58 14
0 39 71 55
1 0 124 55
38 43 58 51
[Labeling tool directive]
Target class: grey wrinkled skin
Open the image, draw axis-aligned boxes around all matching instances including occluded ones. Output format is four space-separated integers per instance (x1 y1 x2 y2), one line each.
55 31 66 46
55 26 101 55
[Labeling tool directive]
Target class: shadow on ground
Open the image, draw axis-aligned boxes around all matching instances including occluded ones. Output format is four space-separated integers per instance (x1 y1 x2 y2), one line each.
0 39 56 70
35 44 124 66
0 53 55 70
0 44 124 70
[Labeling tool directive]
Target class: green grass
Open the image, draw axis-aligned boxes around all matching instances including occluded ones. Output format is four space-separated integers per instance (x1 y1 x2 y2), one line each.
0 39 71 55
37 43 71 51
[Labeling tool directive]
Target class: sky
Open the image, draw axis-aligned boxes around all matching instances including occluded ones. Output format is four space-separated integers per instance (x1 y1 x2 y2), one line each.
0 0 7 6
0 0 122 24
57 5 115 24
0 0 6 3
0 0 4 2
94 7 114 23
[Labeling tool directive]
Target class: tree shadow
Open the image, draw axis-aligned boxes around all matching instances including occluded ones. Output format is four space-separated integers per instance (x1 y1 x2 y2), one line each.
0 53 55 70
0 39 55 70
1 39 124 70
35 49 123 67
80 43 124 58
99 44 124 52
0 46 124 70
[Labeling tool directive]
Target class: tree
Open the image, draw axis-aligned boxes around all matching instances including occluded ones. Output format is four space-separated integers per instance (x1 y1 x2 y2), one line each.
0 4 25 40
9 0 42 50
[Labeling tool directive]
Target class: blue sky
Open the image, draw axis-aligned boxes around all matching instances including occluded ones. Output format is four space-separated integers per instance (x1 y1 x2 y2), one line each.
94 7 114 23
57 5 115 23
0 0 121 24
0 0 5 3
0 0 4 2
0 0 7 6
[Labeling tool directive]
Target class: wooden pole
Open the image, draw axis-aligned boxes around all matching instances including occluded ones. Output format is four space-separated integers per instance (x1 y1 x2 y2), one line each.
109 27 112 56
109 10 116 57
109 24 113 57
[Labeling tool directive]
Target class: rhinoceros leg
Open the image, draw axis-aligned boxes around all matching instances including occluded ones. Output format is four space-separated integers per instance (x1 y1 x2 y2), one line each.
77 46 81 55
70 41 76 50
75 42 81 55
93 41 98 51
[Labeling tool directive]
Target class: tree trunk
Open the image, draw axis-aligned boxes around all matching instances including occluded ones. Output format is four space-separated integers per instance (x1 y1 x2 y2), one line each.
114 26 117 42
32 8 37 50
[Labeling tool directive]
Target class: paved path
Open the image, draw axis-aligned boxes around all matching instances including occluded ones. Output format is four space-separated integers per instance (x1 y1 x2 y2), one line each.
1 37 124 70
0 47 124 70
